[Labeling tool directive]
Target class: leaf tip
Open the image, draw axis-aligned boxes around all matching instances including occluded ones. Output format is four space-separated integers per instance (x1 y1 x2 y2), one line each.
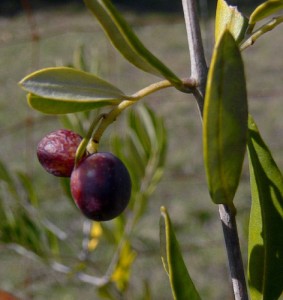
160 206 167 216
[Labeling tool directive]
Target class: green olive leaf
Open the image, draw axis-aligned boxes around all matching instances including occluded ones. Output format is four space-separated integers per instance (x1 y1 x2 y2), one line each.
20 67 127 101
83 0 183 89
20 67 128 114
247 115 283 300
249 0 283 25
203 30 248 206
160 206 202 300
27 94 115 115
215 0 248 43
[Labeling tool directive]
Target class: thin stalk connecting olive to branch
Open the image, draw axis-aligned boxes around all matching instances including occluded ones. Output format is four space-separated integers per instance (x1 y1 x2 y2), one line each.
75 113 105 165
78 78 196 156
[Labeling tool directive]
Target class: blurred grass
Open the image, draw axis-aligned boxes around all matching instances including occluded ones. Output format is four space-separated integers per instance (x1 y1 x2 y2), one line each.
0 3 282 299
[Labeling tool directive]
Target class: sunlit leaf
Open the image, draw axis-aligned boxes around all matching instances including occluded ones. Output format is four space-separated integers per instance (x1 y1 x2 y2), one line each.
84 0 183 88
160 207 201 300
215 0 248 43
19 67 128 112
240 16 283 51
203 30 248 206
20 67 127 101
250 0 283 25
247 115 283 300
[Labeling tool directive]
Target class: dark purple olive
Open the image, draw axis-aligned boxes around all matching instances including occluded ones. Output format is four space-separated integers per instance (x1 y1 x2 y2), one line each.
37 129 82 177
70 152 131 221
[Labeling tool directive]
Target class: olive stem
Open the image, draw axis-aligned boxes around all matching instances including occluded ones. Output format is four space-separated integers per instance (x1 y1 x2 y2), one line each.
181 0 207 113
91 78 196 146
182 1 248 299
219 205 249 300
75 113 104 165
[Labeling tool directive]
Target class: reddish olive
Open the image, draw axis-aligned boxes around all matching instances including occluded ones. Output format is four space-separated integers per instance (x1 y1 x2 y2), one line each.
37 129 82 177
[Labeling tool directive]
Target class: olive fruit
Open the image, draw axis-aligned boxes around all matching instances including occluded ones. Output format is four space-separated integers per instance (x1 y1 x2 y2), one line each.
70 152 131 221
37 129 82 177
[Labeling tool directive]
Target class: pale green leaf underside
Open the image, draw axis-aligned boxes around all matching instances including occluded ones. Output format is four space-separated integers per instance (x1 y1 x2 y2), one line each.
250 0 283 24
20 67 127 101
28 94 116 114
160 207 201 300
247 115 283 300
215 0 248 43
84 0 182 88
203 30 248 206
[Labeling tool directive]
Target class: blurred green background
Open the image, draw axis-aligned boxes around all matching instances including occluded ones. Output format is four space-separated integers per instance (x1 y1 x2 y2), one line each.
0 0 282 299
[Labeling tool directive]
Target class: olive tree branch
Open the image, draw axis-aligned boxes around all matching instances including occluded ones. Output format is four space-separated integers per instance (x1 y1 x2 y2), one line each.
181 0 207 112
219 205 249 300
182 1 248 299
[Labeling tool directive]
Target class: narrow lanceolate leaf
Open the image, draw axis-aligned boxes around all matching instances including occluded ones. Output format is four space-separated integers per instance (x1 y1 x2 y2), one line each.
215 0 248 43
249 0 283 25
203 31 248 206
160 207 201 300
247 115 283 300
83 0 183 88
27 94 115 114
20 67 127 102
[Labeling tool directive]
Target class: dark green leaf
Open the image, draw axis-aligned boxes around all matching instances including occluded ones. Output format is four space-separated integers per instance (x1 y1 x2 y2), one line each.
20 67 127 102
247 115 283 300
160 206 201 300
83 0 183 88
203 30 248 206
249 0 283 25
215 0 248 43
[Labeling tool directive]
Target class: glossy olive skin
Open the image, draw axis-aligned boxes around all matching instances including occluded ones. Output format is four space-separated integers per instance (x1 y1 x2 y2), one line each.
70 152 131 221
37 129 82 177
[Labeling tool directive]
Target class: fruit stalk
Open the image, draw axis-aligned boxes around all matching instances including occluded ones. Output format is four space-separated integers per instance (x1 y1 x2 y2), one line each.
91 79 176 145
